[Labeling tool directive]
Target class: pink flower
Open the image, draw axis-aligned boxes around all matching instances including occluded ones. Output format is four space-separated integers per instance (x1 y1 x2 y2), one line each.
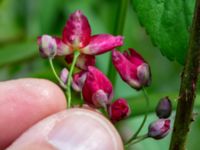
148 119 170 140
108 98 131 123
112 48 151 90
72 71 87 92
65 54 95 70
82 66 113 108
38 10 123 57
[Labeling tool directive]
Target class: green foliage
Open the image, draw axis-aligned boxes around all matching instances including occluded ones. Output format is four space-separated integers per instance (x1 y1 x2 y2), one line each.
0 41 37 66
131 0 195 64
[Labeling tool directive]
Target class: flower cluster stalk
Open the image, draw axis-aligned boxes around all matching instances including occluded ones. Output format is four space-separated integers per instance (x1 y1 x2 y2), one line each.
66 51 80 108
125 88 149 146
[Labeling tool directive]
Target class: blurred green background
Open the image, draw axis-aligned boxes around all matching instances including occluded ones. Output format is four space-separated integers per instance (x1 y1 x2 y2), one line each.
0 0 199 149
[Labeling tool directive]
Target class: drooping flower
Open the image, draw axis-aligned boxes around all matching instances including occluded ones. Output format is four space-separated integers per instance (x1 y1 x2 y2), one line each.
148 119 170 140
108 98 131 123
82 66 113 108
37 10 123 67
37 35 57 58
112 48 151 90
72 71 87 92
156 97 172 118
65 54 95 70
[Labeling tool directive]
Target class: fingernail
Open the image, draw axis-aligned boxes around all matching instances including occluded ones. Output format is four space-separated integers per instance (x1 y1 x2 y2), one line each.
47 109 123 150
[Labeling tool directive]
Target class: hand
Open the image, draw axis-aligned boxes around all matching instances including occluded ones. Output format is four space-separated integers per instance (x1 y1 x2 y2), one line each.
0 78 123 150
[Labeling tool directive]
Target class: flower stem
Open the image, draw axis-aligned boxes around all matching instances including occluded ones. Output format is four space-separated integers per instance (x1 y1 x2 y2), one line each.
169 1 200 150
66 51 80 108
107 0 129 86
49 58 66 89
125 87 149 144
125 134 149 148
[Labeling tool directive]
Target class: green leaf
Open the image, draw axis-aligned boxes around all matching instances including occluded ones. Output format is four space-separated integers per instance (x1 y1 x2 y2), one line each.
0 41 37 66
0 0 23 42
131 0 195 64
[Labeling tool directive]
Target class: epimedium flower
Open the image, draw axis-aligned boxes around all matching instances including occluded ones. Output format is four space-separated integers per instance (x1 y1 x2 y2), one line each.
108 98 131 123
148 119 170 140
82 66 113 108
37 10 123 66
112 48 151 90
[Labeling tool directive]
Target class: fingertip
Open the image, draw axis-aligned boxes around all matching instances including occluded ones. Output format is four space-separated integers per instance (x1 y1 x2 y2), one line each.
0 78 67 149
7 108 124 150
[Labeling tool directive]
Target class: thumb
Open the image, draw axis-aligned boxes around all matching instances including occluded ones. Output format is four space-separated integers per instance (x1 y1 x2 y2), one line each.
7 108 124 150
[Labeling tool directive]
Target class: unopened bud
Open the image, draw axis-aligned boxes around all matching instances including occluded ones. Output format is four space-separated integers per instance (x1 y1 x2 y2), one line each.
156 97 172 118
37 35 57 58
72 71 87 92
60 68 68 85
148 119 170 140
108 98 131 123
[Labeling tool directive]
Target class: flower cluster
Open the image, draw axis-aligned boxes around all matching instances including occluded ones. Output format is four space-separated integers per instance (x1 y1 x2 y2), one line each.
37 10 171 146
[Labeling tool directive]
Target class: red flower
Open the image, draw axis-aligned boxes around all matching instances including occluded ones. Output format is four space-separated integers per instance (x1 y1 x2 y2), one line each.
38 10 123 68
112 48 151 90
82 66 113 108
108 98 131 123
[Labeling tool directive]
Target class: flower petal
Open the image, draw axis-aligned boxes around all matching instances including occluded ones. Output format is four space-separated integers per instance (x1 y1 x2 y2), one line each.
65 54 96 70
54 37 73 56
62 10 91 48
76 54 96 70
124 48 145 66
82 34 123 55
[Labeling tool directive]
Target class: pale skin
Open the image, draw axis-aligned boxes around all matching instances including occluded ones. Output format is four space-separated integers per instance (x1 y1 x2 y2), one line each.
0 78 124 150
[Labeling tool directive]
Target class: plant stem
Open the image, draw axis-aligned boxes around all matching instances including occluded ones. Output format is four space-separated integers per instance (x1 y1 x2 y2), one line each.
169 1 200 150
107 0 129 86
125 88 150 144
49 58 66 89
125 134 149 148
66 51 80 108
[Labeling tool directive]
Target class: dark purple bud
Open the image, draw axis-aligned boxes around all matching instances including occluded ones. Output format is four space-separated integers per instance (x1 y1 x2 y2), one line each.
156 97 172 118
148 119 170 140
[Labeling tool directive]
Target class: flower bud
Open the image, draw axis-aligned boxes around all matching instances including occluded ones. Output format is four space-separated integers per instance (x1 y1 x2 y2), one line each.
108 98 131 123
37 35 57 58
148 119 170 140
72 71 87 92
60 68 69 84
82 66 113 108
112 48 151 90
156 97 172 118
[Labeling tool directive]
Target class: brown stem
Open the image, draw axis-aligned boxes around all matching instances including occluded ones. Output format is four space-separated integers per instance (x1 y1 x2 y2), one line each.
169 1 200 150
